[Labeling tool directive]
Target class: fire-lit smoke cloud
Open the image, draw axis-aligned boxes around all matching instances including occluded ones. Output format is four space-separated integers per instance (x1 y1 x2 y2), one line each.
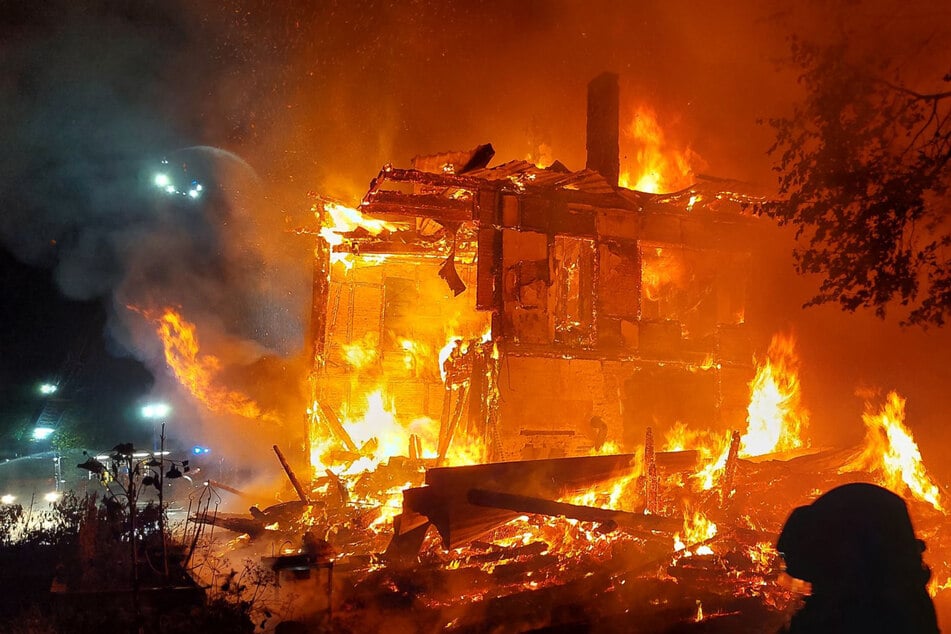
0 1 311 467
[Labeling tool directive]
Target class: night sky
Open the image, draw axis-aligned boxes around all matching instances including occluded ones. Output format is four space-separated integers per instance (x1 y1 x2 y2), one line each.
1 1 950 475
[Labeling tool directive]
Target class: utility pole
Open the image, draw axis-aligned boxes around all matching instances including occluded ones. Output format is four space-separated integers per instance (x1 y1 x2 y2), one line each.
159 423 169 580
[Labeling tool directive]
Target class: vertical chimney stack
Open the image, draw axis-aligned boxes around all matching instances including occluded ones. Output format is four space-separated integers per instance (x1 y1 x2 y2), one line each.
586 72 620 188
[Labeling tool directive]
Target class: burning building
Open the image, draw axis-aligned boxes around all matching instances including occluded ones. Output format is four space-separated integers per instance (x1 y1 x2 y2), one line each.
185 74 950 634
309 73 760 468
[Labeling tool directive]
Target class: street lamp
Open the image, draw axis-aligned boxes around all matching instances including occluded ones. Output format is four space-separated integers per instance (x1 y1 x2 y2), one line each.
139 402 173 580
32 426 56 441
140 403 171 419
38 383 58 395
141 402 171 453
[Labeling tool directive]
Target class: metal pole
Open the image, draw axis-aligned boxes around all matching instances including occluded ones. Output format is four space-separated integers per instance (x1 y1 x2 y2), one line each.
159 422 169 581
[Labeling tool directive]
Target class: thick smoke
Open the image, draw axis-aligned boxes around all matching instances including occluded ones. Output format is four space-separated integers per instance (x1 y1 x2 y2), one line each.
0 1 311 470
0 1 309 356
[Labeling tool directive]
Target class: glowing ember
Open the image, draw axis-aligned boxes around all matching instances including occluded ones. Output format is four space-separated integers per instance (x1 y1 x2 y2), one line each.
747 541 778 570
617 105 703 194
740 332 808 457
841 391 944 512
150 307 275 422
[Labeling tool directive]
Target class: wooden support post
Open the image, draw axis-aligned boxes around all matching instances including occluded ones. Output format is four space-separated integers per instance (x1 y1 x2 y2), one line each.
318 402 359 453
273 445 310 504
721 430 741 503
645 427 660 515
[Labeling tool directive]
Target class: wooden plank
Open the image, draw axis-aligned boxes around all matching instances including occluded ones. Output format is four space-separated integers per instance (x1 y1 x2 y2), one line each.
404 454 640 549
423 453 637 494
476 226 502 311
467 489 681 533
402 485 519 549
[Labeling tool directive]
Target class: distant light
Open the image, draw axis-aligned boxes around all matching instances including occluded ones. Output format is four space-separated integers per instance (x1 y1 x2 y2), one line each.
1 495 14 505
32 426 55 441
192 445 210 455
154 169 203 200
44 492 62 503
141 403 171 419
39 383 58 395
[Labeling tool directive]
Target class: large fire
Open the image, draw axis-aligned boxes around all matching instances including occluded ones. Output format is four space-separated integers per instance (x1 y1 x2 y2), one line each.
618 105 704 194
669 332 809 492
841 391 944 513
150 307 276 422
316 201 396 268
740 332 809 457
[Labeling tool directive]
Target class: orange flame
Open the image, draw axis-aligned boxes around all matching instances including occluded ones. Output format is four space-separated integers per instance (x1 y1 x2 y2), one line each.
640 246 686 303
618 105 703 194
153 308 274 422
316 201 396 268
684 332 808 492
841 392 944 512
674 507 717 555
740 333 808 457
341 332 380 370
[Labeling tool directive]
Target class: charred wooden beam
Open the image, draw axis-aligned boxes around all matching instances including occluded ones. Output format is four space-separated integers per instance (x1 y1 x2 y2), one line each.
424 452 637 493
467 489 681 534
371 166 483 190
384 516 432 565
273 444 310 504
721 430 741 503
318 402 359 453
362 191 474 222
205 480 254 500
645 427 660 514
402 454 640 549
191 513 268 539
656 449 700 472
459 143 496 173
333 242 448 256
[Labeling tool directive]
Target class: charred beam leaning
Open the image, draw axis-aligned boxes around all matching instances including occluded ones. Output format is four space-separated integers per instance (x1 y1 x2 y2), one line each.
467 489 681 534
273 444 311 504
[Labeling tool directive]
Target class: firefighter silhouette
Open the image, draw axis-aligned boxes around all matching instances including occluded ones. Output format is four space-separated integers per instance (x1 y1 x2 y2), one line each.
777 482 938 633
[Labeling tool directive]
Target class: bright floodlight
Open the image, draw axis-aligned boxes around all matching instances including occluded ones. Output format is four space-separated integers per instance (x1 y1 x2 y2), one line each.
32 426 55 441
39 383 58 395
1 495 14 505
154 173 171 188
141 403 171 419
44 492 62 503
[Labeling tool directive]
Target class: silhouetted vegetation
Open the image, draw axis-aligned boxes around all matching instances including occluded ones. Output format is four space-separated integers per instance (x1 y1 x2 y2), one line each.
761 34 951 326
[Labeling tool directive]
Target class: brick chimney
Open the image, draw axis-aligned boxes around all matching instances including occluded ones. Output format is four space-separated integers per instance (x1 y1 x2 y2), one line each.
585 72 620 188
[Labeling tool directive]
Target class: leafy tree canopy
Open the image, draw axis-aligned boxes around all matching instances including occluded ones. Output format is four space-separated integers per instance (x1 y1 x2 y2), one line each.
760 32 951 326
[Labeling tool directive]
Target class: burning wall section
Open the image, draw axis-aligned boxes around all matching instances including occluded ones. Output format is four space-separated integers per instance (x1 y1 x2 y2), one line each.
312 150 761 466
